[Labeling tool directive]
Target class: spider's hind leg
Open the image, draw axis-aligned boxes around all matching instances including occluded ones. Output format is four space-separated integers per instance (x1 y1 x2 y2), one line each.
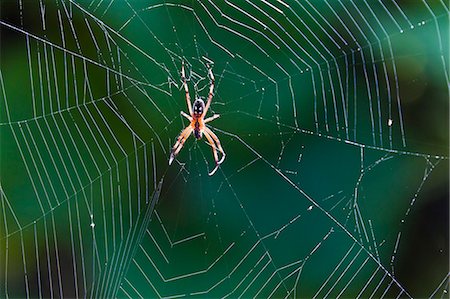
203 127 225 176
169 126 193 165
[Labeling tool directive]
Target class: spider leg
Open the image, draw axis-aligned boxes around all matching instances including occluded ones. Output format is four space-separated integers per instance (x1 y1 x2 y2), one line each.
202 64 215 117
204 127 226 164
203 127 225 175
169 126 193 165
203 129 220 176
181 61 193 115
204 114 220 123
181 111 192 121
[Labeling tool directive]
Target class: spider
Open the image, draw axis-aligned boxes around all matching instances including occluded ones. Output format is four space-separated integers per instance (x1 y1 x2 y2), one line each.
169 61 225 175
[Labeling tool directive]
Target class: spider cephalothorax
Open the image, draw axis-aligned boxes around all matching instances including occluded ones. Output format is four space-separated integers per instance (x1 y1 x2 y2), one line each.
193 98 205 117
168 62 225 175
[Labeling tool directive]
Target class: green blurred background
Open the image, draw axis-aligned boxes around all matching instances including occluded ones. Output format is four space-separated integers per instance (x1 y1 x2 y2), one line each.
0 1 448 298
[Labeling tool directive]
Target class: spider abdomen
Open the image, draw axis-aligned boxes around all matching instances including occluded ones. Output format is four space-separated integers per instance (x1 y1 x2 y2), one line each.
194 129 202 139
193 120 203 139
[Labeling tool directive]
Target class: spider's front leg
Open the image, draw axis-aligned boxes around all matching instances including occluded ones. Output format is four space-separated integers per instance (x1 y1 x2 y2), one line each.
181 61 193 116
203 64 215 117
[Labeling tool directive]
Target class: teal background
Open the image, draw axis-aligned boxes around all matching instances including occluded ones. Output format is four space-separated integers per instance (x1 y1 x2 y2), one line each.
0 1 448 298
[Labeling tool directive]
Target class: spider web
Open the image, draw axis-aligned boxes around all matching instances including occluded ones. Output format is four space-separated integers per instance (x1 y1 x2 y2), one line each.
0 0 449 298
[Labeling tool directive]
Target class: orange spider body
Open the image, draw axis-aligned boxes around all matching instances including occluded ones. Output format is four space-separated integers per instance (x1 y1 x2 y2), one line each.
169 62 225 176
192 99 205 140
